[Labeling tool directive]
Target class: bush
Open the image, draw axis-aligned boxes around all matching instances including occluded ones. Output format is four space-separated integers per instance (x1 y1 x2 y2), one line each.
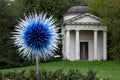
0 69 109 80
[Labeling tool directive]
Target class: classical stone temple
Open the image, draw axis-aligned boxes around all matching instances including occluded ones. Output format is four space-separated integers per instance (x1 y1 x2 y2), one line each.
62 5 107 61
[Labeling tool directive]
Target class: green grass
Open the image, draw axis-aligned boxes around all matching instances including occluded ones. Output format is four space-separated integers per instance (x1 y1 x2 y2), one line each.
1 61 120 80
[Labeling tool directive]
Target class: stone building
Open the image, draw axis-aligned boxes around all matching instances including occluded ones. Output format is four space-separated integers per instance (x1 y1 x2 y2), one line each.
62 5 107 61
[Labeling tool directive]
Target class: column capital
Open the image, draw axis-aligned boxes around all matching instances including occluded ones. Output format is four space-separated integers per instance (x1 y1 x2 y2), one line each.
71 29 79 31
103 30 107 32
94 30 98 32
75 29 81 31
65 29 70 31
76 30 79 31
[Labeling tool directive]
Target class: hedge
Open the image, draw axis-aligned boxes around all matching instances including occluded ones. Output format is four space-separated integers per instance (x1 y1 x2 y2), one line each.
0 69 109 80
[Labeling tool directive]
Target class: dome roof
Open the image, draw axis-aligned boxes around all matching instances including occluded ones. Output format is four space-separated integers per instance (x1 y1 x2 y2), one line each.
66 5 88 14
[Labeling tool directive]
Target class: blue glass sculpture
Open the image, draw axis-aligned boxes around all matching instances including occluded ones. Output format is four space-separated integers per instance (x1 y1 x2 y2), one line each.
12 13 59 74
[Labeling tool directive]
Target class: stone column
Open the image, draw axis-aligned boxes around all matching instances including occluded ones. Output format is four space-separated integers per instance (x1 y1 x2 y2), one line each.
103 30 107 60
94 30 98 60
62 26 64 59
66 30 70 59
76 30 80 60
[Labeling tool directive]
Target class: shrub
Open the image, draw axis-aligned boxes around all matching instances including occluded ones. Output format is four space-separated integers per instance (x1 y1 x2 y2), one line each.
66 69 83 80
0 72 3 80
0 69 109 80
85 70 97 80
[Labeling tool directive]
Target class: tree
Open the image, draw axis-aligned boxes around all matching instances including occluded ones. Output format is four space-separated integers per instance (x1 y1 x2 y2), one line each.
0 0 88 68
88 0 120 60
0 0 33 69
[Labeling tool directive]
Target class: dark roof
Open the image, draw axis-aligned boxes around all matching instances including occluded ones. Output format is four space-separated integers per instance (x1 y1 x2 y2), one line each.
66 5 88 14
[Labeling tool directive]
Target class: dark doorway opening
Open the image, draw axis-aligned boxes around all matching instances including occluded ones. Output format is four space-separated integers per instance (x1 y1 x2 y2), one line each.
80 42 88 60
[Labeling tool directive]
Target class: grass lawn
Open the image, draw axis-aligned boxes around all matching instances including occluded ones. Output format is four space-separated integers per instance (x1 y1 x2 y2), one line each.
0 61 120 80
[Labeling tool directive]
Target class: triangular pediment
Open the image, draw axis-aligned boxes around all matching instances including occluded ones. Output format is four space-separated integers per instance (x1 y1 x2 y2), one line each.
64 13 101 24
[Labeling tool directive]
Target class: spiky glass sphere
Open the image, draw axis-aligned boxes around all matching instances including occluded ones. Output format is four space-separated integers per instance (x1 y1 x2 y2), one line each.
12 13 59 60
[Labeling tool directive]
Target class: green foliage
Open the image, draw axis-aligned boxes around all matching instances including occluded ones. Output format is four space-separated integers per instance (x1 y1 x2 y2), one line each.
85 70 97 80
0 0 120 70
0 0 88 69
0 69 105 80
88 0 120 60
1 61 118 80
66 69 83 79
0 0 33 69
